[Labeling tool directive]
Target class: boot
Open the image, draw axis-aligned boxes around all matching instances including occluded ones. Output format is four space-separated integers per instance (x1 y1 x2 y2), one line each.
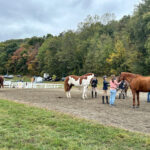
92 91 94 98
95 92 97 98
106 96 109 104
102 96 105 104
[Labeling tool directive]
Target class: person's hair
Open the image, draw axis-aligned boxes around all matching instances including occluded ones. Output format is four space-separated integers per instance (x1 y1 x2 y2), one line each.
111 75 115 83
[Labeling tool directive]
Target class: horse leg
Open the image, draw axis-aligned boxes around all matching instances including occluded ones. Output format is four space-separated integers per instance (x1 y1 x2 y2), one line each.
132 90 136 108
66 85 72 98
66 91 69 98
66 91 71 98
68 91 71 98
136 91 140 108
68 85 73 98
125 89 127 98
84 86 88 98
125 91 127 98
82 86 86 100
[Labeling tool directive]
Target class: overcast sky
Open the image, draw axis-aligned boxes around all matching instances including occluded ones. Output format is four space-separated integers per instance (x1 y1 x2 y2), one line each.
0 0 142 42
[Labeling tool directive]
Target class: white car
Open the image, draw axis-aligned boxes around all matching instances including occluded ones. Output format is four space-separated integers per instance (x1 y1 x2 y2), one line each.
34 77 44 83
4 75 14 79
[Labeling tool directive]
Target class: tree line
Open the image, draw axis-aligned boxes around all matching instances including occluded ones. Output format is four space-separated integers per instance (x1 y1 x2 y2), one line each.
0 0 150 77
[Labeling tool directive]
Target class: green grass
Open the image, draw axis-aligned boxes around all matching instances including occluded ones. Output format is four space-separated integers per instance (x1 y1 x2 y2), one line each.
0 100 150 150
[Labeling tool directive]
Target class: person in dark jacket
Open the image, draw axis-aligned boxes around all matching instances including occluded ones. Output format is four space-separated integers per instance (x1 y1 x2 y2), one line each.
147 92 150 102
91 76 98 98
102 75 109 104
119 80 125 90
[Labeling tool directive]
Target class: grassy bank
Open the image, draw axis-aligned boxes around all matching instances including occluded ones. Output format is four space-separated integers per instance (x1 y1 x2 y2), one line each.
0 99 150 150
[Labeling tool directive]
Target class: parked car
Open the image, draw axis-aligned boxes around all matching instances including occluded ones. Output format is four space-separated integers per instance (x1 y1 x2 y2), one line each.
17 75 22 77
44 76 52 81
34 76 44 83
43 73 49 79
4 74 14 79
52 77 60 82
61 77 66 81
55 78 61 81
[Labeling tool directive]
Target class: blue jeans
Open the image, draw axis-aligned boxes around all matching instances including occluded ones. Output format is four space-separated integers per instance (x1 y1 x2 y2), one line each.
147 92 150 102
110 89 117 105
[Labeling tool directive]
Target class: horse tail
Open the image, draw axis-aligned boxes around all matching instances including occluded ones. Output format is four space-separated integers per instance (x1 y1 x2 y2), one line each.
64 76 70 92
2 76 4 88
2 78 4 88
0 76 4 88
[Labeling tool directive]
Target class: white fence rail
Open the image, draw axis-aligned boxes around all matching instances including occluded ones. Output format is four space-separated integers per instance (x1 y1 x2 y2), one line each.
4 81 64 89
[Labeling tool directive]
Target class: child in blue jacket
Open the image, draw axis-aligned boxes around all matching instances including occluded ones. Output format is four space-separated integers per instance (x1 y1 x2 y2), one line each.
102 76 109 104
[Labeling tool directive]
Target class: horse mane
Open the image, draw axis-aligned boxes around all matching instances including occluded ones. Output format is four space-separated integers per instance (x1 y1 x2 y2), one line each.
83 73 94 76
121 72 142 78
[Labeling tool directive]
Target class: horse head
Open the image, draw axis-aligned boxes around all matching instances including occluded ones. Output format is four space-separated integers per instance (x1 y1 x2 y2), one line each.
84 73 94 79
119 72 132 81
119 72 139 83
119 74 124 81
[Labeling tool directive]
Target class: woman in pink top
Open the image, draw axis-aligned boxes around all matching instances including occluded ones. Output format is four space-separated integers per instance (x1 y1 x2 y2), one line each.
109 75 121 106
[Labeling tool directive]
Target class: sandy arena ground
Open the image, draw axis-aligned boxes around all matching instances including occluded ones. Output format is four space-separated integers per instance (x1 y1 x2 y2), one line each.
0 88 150 134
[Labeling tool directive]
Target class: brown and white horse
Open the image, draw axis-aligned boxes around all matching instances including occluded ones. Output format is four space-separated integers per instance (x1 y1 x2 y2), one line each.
64 73 94 99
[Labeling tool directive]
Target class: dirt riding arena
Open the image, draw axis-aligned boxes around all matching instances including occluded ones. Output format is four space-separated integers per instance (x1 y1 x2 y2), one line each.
0 88 150 134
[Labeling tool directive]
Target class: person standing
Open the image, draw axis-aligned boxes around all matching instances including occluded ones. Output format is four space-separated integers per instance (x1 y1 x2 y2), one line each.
109 75 121 106
147 92 150 102
102 76 109 104
91 76 98 98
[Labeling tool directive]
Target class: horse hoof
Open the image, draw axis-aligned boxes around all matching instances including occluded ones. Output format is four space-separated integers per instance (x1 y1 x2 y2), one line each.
136 105 140 108
132 106 135 108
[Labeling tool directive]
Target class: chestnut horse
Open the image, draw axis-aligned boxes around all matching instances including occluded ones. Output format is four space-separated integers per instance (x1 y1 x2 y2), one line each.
119 72 148 108
0 76 4 88
64 73 94 99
